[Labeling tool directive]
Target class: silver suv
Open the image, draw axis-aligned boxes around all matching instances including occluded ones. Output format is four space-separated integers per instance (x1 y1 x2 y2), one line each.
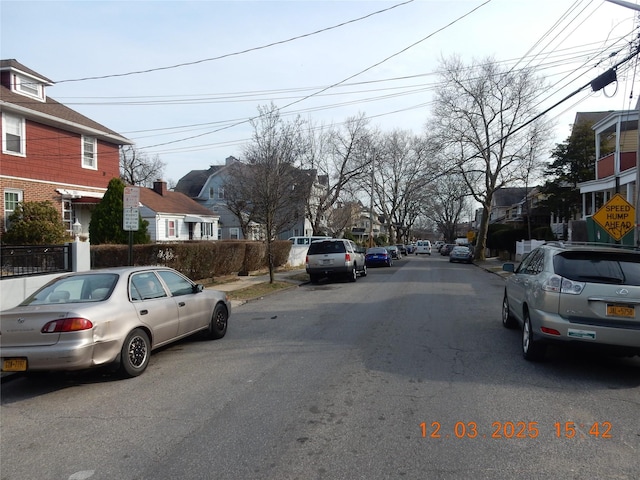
306 239 367 284
502 243 640 361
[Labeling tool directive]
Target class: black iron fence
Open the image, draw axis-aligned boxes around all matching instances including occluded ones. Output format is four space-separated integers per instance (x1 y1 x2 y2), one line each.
0 245 72 279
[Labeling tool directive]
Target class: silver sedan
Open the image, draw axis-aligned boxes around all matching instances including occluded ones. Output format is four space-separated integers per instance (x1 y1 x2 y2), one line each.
0 266 230 377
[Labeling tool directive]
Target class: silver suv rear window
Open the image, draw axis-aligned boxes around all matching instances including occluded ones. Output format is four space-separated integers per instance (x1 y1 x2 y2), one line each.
307 241 346 255
554 251 640 286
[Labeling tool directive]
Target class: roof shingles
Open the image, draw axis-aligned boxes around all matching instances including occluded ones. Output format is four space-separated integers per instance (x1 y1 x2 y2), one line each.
139 186 214 216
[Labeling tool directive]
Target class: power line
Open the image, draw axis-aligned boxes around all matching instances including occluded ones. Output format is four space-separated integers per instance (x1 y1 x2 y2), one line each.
54 0 416 84
138 0 495 151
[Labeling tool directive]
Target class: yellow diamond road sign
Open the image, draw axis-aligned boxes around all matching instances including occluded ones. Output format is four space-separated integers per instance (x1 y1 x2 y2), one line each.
592 194 636 241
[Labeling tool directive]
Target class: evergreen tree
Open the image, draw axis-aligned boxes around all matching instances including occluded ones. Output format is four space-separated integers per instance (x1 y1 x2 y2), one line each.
540 120 601 221
3 201 68 245
89 178 150 244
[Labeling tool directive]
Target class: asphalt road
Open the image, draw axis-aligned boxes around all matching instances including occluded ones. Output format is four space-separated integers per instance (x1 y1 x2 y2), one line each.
1 255 639 480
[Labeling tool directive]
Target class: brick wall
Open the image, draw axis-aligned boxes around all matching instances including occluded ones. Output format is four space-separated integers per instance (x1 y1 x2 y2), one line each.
0 178 105 234
1 120 120 187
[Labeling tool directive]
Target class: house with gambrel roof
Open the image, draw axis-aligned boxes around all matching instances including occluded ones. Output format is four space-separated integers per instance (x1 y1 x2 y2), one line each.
175 157 244 240
0 59 132 239
175 156 327 240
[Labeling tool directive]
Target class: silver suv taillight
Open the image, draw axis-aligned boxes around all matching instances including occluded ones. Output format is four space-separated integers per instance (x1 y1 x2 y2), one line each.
542 275 585 295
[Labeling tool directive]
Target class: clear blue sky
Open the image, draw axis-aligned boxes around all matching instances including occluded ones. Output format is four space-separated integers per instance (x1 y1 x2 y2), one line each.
2 0 639 183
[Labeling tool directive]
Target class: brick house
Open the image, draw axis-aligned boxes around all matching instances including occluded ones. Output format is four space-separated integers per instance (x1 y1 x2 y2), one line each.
0 59 132 239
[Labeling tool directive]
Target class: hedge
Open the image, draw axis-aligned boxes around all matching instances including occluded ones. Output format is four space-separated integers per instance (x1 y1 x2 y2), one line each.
90 240 292 280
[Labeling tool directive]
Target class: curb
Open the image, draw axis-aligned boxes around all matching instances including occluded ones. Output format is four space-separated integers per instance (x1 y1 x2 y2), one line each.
473 259 513 278
229 281 303 308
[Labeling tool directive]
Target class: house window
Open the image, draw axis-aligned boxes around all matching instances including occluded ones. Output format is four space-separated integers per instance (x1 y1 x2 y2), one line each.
217 187 225 199
166 220 177 238
209 187 214 199
217 228 222 240
13 73 44 101
62 200 73 234
2 113 26 156
202 222 214 238
82 136 97 169
229 227 239 240
18 78 39 97
4 189 23 231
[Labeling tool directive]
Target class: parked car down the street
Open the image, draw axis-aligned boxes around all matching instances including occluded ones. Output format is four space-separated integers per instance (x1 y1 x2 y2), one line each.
386 245 402 259
415 240 432 255
396 244 407 255
0 266 231 377
449 245 474 263
365 247 393 267
501 243 640 362
440 244 455 256
305 238 367 283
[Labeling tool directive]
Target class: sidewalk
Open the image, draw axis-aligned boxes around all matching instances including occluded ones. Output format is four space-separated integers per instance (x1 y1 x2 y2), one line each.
474 257 513 278
209 268 308 308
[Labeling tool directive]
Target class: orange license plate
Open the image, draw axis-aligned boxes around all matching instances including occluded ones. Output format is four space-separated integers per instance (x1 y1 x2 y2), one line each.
2 358 27 372
606 304 635 318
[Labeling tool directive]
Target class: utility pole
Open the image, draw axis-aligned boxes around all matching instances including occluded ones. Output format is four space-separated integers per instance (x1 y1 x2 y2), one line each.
369 151 375 248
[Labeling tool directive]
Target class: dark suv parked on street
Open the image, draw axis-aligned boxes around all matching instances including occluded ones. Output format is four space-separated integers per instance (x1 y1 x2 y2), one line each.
502 243 640 361
306 239 367 284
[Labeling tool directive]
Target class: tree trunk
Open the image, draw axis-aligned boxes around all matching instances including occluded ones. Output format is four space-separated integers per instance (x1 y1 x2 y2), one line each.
474 204 490 261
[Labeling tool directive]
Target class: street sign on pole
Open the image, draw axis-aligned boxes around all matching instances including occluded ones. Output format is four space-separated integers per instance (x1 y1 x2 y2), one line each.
123 187 140 232
591 194 636 241
123 207 140 231
123 186 140 209
123 186 140 266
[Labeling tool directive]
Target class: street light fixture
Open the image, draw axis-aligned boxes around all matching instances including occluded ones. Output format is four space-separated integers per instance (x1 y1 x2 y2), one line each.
72 219 82 242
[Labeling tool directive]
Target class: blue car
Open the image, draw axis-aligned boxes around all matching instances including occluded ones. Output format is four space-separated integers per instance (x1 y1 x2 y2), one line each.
365 247 392 267
449 245 474 263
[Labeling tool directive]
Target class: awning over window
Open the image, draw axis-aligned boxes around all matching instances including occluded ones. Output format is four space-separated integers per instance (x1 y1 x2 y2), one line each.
184 215 214 223
57 188 104 199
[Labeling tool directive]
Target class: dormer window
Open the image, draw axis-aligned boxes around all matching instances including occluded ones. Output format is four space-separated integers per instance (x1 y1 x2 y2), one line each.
12 73 45 101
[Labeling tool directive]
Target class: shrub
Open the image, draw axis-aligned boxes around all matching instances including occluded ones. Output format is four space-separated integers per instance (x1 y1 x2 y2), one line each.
532 226 555 241
491 228 528 254
89 178 150 245
3 201 69 245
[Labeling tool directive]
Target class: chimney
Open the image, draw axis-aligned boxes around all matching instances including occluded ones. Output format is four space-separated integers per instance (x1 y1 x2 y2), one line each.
153 180 167 196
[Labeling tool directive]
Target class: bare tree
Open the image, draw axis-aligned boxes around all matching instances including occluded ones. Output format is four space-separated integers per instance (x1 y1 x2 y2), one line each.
517 122 550 239
431 56 551 260
327 198 361 238
426 172 470 242
120 145 166 187
371 131 436 244
299 114 373 235
224 161 259 240
225 104 307 282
